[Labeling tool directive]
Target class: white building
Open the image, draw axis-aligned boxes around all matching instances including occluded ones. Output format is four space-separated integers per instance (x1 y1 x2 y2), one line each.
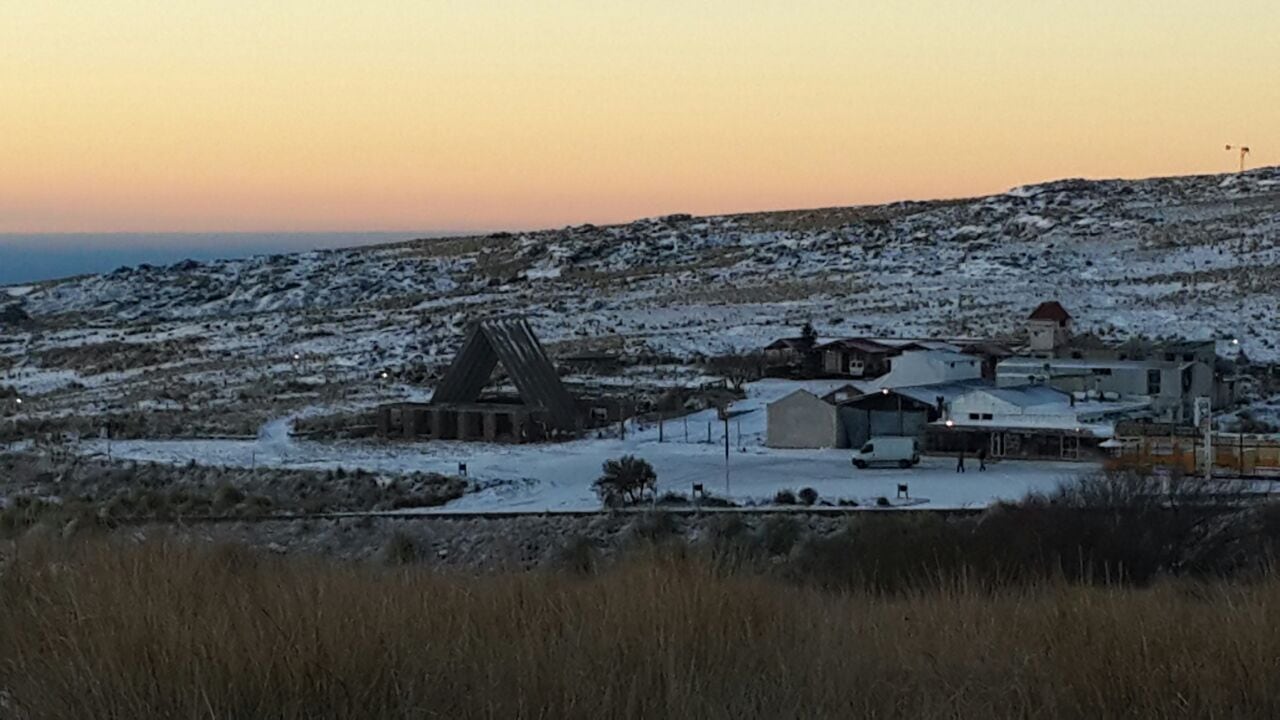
931 385 1151 460
996 356 1214 424
873 350 982 390
765 389 844 449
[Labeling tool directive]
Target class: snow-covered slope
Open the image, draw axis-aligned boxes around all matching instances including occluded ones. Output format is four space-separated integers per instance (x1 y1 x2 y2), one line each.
2 167 1279 429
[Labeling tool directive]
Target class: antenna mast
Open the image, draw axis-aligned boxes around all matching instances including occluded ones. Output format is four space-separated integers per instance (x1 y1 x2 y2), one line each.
1225 144 1251 173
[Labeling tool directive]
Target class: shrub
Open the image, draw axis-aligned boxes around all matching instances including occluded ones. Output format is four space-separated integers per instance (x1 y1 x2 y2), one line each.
593 456 657 507
773 490 797 506
629 511 681 543
381 532 417 566
708 514 750 543
875 496 891 507
798 488 819 506
552 535 598 575
760 516 804 556
212 484 246 513
657 491 690 506
696 493 738 509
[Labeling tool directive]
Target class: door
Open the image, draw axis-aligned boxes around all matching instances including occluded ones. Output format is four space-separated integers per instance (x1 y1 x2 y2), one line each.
990 432 1005 458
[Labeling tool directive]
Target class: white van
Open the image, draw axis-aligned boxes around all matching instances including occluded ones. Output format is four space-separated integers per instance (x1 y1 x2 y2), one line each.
852 437 920 469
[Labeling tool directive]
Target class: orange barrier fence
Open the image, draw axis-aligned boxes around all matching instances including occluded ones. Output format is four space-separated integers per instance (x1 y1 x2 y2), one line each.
1107 434 1280 476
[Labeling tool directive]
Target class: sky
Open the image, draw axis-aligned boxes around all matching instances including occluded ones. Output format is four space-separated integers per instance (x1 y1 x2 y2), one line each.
2 1 1278 234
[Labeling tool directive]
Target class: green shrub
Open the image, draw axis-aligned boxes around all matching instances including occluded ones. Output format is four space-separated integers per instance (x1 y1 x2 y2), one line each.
593 456 658 507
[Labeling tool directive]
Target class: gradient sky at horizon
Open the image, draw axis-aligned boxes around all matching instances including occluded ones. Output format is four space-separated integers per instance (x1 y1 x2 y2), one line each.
3 1 1277 233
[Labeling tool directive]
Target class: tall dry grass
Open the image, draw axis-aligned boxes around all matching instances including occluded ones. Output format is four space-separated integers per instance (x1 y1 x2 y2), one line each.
2 537 1280 719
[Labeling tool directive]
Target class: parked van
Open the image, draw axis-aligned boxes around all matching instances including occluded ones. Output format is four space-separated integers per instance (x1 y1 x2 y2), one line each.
852 436 920 469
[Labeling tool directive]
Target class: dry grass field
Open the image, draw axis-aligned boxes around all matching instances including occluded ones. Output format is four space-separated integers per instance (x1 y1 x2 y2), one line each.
2 536 1280 719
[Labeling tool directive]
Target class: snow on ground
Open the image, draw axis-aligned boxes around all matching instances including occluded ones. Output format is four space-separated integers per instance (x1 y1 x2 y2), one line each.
78 380 1091 511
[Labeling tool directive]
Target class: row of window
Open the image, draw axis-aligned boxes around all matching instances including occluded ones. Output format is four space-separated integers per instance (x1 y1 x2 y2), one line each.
967 412 994 421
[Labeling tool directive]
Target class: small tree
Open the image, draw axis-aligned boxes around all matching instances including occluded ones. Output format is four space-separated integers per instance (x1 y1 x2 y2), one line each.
708 352 765 391
798 322 822 377
799 322 818 350
593 456 657 507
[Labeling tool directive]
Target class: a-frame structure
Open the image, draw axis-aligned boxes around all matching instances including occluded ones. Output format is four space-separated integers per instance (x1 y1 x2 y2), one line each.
431 317 579 431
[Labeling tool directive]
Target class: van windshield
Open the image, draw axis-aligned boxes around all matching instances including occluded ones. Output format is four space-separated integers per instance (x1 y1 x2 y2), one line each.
860 443 873 453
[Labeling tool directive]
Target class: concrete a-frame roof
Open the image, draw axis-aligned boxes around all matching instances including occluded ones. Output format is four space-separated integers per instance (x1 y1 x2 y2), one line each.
431 317 579 430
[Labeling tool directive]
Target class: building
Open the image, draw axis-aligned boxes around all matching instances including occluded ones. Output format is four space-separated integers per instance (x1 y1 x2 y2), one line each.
958 341 1016 379
765 389 845 449
996 356 1214 424
1027 301 1072 355
833 379 988 448
762 337 811 370
378 317 581 443
872 349 983 389
816 338 897 378
927 384 1152 460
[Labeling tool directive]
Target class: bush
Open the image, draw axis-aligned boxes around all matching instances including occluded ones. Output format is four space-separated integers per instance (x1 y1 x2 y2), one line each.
593 456 657 507
875 496 891 507
381 532 417 566
552 535 598 575
629 511 681 544
773 490 798 506
696 493 738 509
760 516 804 556
213 484 247 513
798 488 819 506
657 492 690 506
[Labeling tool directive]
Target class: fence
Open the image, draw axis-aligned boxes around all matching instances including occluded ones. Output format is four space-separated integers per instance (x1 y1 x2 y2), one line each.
1108 433 1280 477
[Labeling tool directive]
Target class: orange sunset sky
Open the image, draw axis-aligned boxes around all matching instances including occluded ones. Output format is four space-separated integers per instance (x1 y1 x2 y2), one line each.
2 1 1277 233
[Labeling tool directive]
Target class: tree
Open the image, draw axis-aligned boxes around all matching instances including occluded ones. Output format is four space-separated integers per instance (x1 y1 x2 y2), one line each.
798 322 822 377
593 455 657 507
799 322 817 350
707 352 765 391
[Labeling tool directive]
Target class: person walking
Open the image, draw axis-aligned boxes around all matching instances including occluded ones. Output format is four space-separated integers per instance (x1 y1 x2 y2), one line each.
956 448 966 473
977 445 988 471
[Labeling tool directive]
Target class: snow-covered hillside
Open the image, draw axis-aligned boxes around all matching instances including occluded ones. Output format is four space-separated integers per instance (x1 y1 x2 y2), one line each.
2 167 1279 434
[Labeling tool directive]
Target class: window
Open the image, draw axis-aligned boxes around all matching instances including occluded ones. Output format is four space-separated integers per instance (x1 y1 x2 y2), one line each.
1183 353 1194 362
1091 368 1112 376
982 413 993 420
969 413 980 420
1071 351 1083 359
860 443 874 453
1147 369 1162 395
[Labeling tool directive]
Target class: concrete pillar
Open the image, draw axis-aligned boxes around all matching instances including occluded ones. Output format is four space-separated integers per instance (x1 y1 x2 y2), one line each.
404 409 419 439
483 411 498 442
376 407 390 437
511 412 526 444
457 411 471 441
